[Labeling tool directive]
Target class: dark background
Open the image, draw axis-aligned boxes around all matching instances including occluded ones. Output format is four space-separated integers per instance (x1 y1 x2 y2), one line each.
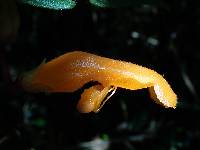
0 0 200 149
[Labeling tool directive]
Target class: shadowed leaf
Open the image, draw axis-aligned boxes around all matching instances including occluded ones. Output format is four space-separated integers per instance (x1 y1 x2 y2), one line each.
89 0 157 8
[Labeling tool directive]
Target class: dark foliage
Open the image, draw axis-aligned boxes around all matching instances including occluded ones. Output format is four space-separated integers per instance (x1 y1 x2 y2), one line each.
0 0 200 149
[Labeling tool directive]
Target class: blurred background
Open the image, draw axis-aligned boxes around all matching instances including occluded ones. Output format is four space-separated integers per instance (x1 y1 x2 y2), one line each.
0 0 200 149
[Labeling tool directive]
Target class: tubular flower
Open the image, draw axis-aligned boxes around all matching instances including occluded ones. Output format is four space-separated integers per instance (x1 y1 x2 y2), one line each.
22 51 177 113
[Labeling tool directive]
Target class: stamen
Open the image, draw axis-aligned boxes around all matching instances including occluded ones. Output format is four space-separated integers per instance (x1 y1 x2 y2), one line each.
95 86 117 113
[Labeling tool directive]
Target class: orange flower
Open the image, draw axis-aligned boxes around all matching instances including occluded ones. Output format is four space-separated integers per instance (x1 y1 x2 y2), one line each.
22 51 177 113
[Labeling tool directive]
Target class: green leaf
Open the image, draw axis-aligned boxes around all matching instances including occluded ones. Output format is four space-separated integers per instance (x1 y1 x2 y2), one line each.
32 118 46 128
100 134 109 140
20 0 76 10
89 0 110 7
89 0 157 8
